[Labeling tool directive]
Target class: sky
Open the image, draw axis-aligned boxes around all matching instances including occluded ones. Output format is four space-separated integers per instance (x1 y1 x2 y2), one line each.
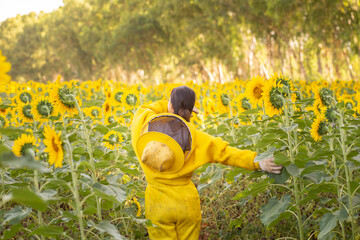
0 0 63 23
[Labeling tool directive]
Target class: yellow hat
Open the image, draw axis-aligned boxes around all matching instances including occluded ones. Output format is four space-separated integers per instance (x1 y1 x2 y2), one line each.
136 132 184 173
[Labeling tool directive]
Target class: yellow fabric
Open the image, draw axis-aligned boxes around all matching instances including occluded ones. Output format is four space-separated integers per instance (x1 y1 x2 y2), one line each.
131 100 260 239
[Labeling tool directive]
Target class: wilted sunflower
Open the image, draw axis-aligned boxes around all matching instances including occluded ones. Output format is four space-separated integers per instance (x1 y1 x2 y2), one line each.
103 130 123 150
122 90 140 110
245 75 264 107
12 133 37 157
32 96 57 123
310 114 328 141
262 78 284 117
18 103 34 123
50 86 79 116
43 125 64 168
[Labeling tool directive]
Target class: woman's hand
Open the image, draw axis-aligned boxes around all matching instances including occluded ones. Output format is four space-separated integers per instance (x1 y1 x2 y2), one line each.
259 157 283 174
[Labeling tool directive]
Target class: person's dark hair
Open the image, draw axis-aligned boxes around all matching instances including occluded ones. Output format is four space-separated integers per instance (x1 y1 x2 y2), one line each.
170 86 196 122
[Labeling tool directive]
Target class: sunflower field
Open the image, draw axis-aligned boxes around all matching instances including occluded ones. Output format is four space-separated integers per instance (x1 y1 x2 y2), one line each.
1 49 360 240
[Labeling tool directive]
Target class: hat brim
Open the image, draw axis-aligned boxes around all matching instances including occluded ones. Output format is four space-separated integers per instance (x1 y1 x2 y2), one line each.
136 132 184 173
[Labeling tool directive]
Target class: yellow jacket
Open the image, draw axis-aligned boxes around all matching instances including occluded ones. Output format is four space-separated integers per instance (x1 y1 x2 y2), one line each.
131 100 260 186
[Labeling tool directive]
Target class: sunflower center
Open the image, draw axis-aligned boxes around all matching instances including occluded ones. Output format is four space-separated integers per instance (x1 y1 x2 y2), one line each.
269 88 284 109
105 103 110 113
58 88 76 108
91 109 100 117
221 93 230 106
0 108 6 114
241 97 251 110
319 88 332 107
114 92 123 103
126 94 138 106
52 137 59 152
253 86 263 99
0 116 5 127
37 100 54 117
20 92 32 103
22 104 33 119
20 143 35 157
317 121 328 136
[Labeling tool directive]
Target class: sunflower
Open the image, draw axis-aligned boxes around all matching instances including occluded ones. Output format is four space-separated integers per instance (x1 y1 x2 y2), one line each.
32 96 57 123
18 103 34 123
103 98 113 116
122 90 140 110
112 88 124 106
84 106 103 119
235 94 252 113
12 133 37 157
310 114 328 141
245 75 264 107
262 78 284 117
17 91 33 104
50 86 79 116
0 50 11 88
216 91 231 114
103 130 123 150
43 125 64 168
314 87 333 108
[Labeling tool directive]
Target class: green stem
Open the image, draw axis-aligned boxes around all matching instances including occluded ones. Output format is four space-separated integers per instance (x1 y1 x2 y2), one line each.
284 98 304 240
65 140 86 240
329 132 346 239
73 97 103 228
339 111 355 240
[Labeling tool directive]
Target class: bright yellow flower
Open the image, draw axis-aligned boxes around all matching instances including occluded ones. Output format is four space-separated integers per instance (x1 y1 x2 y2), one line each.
103 130 123 150
50 85 80 116
32 96 58 123
122 90 140 110
310 114 328 142
17 103 34 123
43 125 64 168
262 78 284 117
17 91 33 104
245 75 264 107
12 133 37 157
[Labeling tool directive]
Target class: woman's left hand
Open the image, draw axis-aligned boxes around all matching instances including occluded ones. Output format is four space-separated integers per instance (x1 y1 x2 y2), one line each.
259 157 283 174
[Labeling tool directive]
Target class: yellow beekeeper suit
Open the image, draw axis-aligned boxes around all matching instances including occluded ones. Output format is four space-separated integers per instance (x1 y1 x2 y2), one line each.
131 100 260 239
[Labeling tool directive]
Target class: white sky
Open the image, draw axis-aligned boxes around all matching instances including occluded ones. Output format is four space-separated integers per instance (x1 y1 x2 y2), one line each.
0 0 63 23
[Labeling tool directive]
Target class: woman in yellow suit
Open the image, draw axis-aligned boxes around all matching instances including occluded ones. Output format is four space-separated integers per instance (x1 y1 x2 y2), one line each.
131 86 282 240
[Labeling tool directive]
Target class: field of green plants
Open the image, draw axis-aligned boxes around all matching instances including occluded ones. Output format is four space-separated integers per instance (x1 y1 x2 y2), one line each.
1 50 360 239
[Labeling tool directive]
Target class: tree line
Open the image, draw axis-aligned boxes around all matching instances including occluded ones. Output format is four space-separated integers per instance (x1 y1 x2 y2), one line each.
0 0 359 83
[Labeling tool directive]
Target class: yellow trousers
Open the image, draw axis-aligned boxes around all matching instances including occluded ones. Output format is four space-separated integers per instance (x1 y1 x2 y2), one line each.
145 182 201 240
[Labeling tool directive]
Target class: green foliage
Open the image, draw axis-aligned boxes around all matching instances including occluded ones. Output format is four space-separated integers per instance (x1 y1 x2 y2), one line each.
0 0 359 82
